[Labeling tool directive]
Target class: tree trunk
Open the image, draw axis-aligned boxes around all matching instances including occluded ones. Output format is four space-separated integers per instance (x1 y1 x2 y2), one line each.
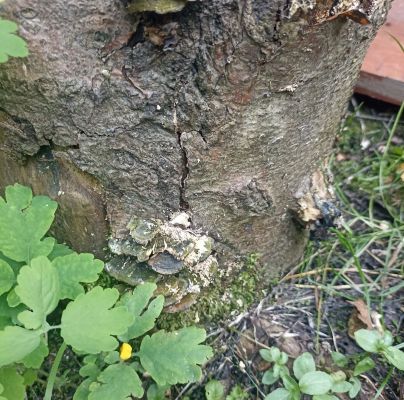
0 0 389 315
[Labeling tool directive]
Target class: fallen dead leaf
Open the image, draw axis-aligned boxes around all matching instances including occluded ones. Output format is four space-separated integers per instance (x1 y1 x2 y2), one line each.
349 299 373 329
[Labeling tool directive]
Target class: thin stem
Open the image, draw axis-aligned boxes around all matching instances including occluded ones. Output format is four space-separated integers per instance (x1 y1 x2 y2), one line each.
44 341 67 400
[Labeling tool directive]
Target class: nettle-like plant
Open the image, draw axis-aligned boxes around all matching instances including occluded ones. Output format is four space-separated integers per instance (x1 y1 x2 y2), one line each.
0 184 213 399
260 329 404 400
0 16 28 63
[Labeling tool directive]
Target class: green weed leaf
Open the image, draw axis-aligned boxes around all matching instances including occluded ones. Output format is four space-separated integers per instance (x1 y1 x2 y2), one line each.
21 337 48 368
48 243 75 261
147 383 169 400
353 356 375 376
15 256 60 329
293 352 315 380
73 379 92 400
354 330 381 353
262 370 279 385
265 388 291 400
118 282 164 341
139 327 213 386
0 326 41 367
205 380 225 400
88 363 143 399
331 352 348 368
260 348 274 362
299 371 332 395
348 377 361 398
0 19 28 63
383 346 404 370
0 184 57 262
61 287 133 353
312 395 339 400
0 260 14 296
0 366 25 400
52 253 103 299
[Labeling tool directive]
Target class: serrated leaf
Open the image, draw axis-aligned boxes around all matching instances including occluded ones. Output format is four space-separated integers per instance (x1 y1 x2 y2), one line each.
88 363 143 400
205 380 225 400
383 346 404 370
353 357 375 376
139 327 213 386
0 294 25 329
265 388 291 400
61 287 133 354
118 283 164 341
23 368 38 386
299 371 332 395
6 289 21 307
354 330 381 353
293 352 315 380
0 260 14 296
15 257 60 329
0 184 57 262
0 252 24 275
20 336 48 368
52 253 104 299
0 326 40 367
48 243 75 261
0 366 25 400
348 377 361 398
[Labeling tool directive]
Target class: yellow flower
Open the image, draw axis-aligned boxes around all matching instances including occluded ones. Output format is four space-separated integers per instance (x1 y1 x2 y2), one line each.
119 342 132 361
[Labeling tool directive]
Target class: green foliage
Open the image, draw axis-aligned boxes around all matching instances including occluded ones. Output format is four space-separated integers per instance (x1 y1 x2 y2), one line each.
117 283 164 341
139 327 213 386
354 329 404 371
261 329 404 400
0 184 57 263
0 366 25 400
0 18 28 63
0 184 212 398
205 380 225 400
61 287 132 354
204 381 249 400
261 348 355 400
15 257 60 329
87 364 143 400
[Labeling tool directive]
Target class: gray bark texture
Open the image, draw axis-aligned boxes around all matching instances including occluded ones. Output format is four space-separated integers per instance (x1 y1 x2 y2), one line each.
0 0 389 309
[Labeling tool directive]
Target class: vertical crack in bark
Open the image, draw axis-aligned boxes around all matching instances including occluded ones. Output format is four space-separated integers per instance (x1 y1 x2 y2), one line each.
173 101 190 210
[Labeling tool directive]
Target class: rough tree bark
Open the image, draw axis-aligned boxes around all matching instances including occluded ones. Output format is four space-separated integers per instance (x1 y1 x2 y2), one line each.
0 0 389 315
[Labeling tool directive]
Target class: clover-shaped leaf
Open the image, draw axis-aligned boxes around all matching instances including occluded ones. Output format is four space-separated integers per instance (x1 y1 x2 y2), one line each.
0 326 41 367
52 253 104 299
61 287 133 354
139 327 213 386
88 364 144 400
0 366 25 400
15 257 60 329
118 282 164 341
0 19 28 63
0 260 14 296
0 184 57 263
